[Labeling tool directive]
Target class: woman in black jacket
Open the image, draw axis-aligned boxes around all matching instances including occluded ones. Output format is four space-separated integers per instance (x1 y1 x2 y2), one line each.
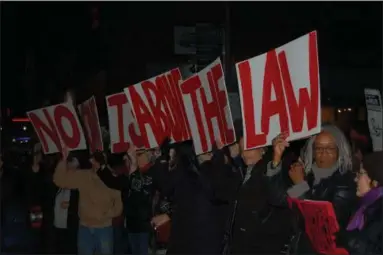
269 124 357 230
342 151 383 254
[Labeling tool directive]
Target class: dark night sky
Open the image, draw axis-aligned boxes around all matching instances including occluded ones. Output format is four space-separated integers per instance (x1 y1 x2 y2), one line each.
1 2 382 115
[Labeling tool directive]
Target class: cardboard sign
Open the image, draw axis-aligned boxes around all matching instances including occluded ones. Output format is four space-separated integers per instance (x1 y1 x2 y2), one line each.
106 92 143 153
180 58 235 155
287 198 349 255
78 96 104 153
124 68 190 149
27 103 87 154
364 88 383 151
236 31 321 149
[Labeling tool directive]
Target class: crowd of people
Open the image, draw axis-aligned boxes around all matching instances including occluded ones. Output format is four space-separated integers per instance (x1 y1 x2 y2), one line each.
1 120 382 255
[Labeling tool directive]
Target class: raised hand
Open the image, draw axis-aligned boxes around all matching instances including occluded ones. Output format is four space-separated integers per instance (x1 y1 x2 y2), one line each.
289 159 305 185
62 145 69 161
229 143 240 158
198 152 213 163
127 145 138 174
272 132 290 165
215 138 225 150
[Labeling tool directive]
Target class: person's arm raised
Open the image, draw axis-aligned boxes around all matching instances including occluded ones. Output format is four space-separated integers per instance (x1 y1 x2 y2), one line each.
53 159 86 189
266 132 290 177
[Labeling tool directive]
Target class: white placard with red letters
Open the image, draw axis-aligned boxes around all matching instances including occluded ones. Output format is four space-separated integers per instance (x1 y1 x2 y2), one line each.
27 102 87 154
235 31 321 150
180 58 235 155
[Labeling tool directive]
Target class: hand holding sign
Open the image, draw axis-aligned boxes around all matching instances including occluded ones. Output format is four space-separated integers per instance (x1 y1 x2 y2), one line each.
62 145 69 161
272 132 290 165
198 152 212 164
127 146 138 174
229 143 240 159
215 138 225 150
289 159 305 185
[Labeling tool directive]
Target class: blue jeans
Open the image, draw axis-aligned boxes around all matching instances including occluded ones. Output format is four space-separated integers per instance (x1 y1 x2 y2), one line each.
78 225 113 255
127 232 149 255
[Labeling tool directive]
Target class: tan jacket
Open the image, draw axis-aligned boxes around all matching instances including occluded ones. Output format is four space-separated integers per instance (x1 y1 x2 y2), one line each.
53 160 123 228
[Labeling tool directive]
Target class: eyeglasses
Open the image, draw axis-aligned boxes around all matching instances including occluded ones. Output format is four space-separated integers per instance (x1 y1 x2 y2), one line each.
314 146 337 154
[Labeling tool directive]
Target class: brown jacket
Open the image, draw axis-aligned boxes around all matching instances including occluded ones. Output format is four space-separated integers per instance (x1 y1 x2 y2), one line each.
53 160 123 228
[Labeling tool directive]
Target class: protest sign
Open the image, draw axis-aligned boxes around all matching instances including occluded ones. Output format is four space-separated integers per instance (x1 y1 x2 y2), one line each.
106 92 143 153
236 31 321 150
287 198 349 255
364 88 383 151
27 103 87 154
124 68 190 149
78 96 104 153
180 58 235 155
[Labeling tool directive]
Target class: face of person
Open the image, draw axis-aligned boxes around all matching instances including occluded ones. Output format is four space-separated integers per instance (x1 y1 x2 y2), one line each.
239 138 263 166
355 164 376 197
314 131 339 169
137 150 151 168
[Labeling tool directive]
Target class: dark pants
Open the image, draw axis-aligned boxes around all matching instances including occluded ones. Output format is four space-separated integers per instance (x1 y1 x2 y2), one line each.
114 225 130 254
77 225 113 255
54 227 77 254
127 232 149 255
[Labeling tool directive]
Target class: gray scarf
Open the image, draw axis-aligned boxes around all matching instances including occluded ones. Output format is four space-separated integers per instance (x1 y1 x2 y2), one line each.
243 164 255 184
311 163 338 185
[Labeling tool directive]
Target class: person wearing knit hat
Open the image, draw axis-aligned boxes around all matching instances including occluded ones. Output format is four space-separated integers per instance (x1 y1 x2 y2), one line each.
344 151 383 254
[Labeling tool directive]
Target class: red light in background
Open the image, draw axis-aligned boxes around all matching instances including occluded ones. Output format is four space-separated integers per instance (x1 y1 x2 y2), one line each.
7 108 11 117
12 118 30 123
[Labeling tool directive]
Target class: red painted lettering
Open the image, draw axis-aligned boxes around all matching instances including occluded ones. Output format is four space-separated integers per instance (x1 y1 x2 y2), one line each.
168 69 191 138
261 50 290 138
53 105 81 149
28 109 62 154
278 32 319 132
181 76 208 152
237 61 267 148
158 75 188 142
78 98 103 153
209 64 235 144
128 85 164 148
106 93 141 153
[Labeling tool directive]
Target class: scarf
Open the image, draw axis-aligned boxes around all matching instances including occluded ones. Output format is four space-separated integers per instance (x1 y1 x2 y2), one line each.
242 164 254 184
346 186 383 231
311 163 338 185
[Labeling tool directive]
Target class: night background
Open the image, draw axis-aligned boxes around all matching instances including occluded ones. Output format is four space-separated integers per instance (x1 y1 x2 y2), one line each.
0 2 382 254
1 1 382 130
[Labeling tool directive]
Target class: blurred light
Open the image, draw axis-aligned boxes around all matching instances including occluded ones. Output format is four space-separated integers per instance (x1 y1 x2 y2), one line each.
12 138 16 143
16 137 31 141
23 126 27 131
348 108 352 112
0 126 2 131
7 108 11 117
338 109 341 113
12 118 30 122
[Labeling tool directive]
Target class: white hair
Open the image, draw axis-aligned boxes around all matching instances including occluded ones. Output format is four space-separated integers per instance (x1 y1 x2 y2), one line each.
300 124 353 174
